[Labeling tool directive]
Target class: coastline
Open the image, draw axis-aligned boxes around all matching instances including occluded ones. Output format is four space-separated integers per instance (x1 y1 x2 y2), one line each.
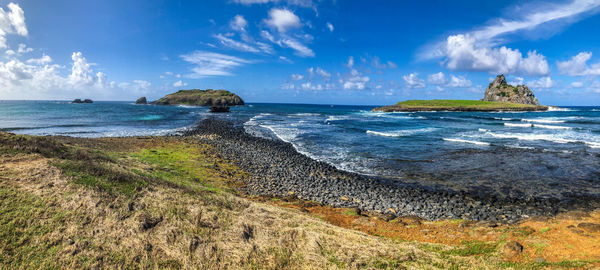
2 128 600 267
183 118 599 224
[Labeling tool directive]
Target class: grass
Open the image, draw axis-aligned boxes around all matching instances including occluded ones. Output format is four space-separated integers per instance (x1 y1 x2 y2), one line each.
443 241 497 256
372 99 547 112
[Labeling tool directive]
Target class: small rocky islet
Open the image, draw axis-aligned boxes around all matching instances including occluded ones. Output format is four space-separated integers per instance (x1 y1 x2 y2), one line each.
373 74 549 112
139 89 244 112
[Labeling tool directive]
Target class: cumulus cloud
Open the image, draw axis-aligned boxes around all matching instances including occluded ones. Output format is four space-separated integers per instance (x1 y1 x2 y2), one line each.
290 73 303 80
443 34 549 76
265 8 301 33
427 72 447 85
420 0 600 76
528 76 555 88
230 15 248 31
509 76 524 86
557 52 600 76
346 56 354 68
341 69 370 90
447 75 472 88
315 67 330 79
180 51 251 78
371 56 397 69
571 81 584 88
326 22 334 32
402 73 426 89
173 80 187 87
0 3 28 48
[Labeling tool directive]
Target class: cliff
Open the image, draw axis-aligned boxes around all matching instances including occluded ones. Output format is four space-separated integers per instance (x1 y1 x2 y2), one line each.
151 89 244 106
483 75 540 105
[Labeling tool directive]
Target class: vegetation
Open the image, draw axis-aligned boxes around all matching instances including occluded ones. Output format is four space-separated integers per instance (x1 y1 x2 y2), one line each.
373 99 548 112
0 132 599 269
151 89 244 106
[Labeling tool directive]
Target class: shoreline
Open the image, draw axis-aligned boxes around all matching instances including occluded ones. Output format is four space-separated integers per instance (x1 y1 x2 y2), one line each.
183 118 599 224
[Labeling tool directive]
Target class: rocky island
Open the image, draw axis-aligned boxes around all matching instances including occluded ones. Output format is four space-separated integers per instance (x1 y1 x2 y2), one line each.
373 75 548 112
72 98 93 104
150 89 244 107
135 96 147 104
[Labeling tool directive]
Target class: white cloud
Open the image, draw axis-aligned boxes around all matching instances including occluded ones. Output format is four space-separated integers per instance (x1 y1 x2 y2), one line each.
346 56 354 68
443 34 549 76
509 76 524 86
26 54 52 65
326 22 334 32
557 52 600 76
232 0 314 8
280 38 314 57
290 73 303 80
420 0 600 76
427 72 447 85
214 33 260 53
316 67 330 79
180 51 251 78
265 8 301 33
371 56 397 69
447 75 472 88
341 69 370 90
0 3 28 48
173 80 187 87
528 76 555 88
230 15 248 31
571 81 584 88
402 73 426 89
17 43 32 54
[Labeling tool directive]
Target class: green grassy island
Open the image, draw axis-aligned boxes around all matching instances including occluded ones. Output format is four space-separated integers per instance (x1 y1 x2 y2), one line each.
372 100 549 112
151 89 244 106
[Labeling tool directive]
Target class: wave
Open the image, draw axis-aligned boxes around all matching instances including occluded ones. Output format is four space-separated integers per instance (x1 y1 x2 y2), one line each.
293 113 320 116
478 128 489 132
504 123 532 128
443 138 490 146
521 119 565 124
366 128 437 137
495 117 515 121
486 132 600 148
533 124 571 130
547 106 575 112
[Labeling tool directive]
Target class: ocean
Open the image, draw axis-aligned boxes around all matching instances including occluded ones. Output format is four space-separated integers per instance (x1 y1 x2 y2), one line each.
2 100 600 200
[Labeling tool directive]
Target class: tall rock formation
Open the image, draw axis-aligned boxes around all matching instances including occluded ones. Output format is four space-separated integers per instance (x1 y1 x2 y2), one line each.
483 75 540 105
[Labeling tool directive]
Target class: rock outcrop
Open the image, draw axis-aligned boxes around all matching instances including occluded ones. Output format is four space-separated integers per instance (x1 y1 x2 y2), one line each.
72 99 93 104
151 89 244 106
135 97 147 104
483 75 540 105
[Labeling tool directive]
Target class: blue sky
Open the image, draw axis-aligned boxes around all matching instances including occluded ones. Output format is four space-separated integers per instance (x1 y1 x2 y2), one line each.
1 0 600 105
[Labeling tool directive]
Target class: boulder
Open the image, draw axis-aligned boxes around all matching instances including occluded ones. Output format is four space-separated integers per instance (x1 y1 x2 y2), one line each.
135 97 147 104
72 99 93 104
210 106 230 113
483 75 540 105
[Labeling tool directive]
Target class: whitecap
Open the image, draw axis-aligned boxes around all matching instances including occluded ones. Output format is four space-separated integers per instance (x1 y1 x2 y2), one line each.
443 138 490 146
521 119 565 124
366 128 437 137
504 123 532 128
533 124 571 130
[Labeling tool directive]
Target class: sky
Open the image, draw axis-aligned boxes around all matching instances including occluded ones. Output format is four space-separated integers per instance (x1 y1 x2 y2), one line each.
1 0 600 105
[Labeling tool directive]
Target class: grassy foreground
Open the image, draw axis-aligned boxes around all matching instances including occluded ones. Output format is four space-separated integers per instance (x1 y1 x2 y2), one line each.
373 100 548 112
0 132 599 269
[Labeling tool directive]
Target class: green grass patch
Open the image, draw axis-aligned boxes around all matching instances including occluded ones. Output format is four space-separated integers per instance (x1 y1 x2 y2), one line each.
343 209 359 216
443 241 497 257
131 144 245 194
393 100 541 110
0 185 71 268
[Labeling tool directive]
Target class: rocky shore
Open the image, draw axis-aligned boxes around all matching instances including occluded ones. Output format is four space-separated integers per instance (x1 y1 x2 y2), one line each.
182 118 587 224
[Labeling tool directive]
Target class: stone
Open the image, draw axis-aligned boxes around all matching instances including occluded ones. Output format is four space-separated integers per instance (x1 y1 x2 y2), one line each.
502 241 523 258
135 97 147 104
577 222 600 233
483 75 540 105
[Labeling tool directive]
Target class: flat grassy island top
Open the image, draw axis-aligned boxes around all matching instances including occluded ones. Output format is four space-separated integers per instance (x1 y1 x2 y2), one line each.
151 89 244 106
373 100 549 112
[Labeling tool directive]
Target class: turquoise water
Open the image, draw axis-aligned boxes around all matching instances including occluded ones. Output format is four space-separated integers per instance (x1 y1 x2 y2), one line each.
2 100 600 199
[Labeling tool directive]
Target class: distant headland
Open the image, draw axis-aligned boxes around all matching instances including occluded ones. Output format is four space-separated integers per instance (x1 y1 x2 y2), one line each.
150 89 244 107
373 75 549 112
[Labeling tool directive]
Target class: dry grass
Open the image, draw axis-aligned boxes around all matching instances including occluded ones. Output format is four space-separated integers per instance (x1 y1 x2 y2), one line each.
0 132 599 269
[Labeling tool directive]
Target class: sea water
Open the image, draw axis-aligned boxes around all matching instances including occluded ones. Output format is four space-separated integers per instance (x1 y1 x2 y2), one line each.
2 100 600 200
